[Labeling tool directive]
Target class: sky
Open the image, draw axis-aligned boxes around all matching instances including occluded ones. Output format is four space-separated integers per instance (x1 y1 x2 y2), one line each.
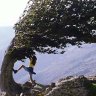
13 43 96 84
0 0 29 26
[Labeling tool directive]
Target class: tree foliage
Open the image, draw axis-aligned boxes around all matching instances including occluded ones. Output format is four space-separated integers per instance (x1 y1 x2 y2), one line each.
14 0 96 54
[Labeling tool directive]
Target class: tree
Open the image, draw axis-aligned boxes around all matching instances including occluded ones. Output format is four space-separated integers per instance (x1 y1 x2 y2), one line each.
14 0 96 54
1 0 96 95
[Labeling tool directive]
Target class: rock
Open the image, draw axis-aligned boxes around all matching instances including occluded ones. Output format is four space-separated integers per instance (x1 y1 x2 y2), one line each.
45 76 90 96
87 76 96 83
20 81 49 96
0 91 6 96
44 82 56 95
5 75 96 96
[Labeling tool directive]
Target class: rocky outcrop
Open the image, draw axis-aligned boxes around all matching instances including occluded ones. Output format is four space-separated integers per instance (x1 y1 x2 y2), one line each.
45 76 90 96
1 76 96 96
13 76 95 96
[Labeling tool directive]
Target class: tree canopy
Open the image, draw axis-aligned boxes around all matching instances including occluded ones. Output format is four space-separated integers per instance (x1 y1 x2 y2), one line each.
14 0 96 54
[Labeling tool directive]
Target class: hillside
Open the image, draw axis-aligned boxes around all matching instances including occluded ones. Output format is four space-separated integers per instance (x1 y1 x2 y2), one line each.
9 76 96 96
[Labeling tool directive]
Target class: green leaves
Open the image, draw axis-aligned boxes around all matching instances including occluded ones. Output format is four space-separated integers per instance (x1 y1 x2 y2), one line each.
14 0 96 54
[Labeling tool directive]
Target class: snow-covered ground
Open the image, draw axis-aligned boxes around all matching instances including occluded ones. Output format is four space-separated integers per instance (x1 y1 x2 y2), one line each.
0 27 96 85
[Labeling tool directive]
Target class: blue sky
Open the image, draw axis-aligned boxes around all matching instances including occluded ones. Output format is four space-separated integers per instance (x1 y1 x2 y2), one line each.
0 27 15 49
0 0 28 26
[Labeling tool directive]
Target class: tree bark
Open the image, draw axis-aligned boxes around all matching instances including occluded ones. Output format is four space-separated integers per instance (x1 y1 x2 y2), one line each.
1 49 22 96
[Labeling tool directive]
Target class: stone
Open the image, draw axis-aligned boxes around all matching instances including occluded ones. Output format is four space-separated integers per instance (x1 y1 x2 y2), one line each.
45 76 90 96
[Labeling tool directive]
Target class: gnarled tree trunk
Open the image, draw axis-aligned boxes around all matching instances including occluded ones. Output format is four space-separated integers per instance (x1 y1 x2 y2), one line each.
1 37 34 96
1 48 22 96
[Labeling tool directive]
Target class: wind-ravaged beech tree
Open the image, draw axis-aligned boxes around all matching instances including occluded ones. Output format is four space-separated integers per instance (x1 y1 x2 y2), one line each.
1 0 96 95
